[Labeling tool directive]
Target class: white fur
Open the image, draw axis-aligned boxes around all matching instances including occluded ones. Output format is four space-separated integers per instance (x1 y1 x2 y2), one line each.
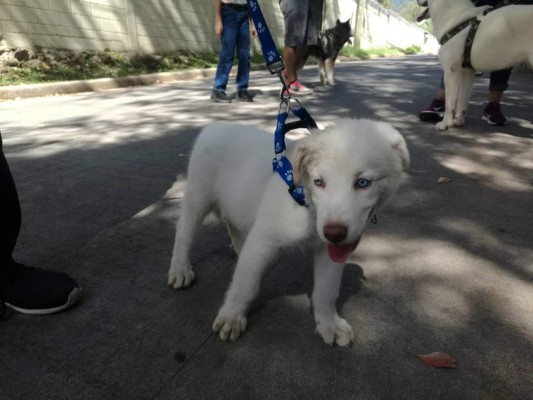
168 118 409 346
424 0 533 130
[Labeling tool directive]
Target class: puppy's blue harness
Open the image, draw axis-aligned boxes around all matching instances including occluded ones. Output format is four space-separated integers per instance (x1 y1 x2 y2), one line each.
246 0 318 206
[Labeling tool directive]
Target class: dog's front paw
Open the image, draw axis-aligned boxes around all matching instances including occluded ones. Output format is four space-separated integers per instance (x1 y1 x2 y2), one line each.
435 121 449 131
168 267 195 289
453 117 465 126
212 313 248 342
316 316 354 347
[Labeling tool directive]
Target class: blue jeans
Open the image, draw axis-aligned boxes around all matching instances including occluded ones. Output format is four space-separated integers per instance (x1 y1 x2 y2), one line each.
213 6 251 93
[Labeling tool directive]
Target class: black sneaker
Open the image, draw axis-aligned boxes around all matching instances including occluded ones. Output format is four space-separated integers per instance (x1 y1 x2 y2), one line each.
237 90 253 102
210 90 231 103
0 261 82 315
482 102 507 126
418 98 445 122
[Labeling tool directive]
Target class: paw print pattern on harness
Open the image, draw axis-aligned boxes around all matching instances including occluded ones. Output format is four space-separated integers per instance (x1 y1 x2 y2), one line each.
266 49 277 63
273 157 284 171
257 22 267 35
273 156 293 185
293 186 304 196
284 169 293 183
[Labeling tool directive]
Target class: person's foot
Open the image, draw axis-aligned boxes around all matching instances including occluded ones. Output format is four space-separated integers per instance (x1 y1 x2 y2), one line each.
0 261 82 315
418 98 445 122
237 90 254 102
482 102 507 126
210 90 231 103
285 79 313 96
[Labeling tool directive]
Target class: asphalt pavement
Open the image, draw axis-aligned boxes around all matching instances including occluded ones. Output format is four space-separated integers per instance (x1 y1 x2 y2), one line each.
0 55 532 400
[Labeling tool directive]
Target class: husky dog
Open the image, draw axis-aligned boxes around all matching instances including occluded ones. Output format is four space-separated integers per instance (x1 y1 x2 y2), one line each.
168 118 409 346
418 0 533 130
296 19 352 86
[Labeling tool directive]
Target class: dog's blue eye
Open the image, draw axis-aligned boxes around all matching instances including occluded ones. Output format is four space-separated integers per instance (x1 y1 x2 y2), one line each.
355 178 371 189
313 178 324 187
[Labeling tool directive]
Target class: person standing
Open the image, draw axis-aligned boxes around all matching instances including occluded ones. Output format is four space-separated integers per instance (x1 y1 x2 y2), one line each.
0 131 82 315
211 0 256 103
279 0 318 95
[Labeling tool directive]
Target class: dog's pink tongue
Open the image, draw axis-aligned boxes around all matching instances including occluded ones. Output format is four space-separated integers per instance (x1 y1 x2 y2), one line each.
327 243 355 263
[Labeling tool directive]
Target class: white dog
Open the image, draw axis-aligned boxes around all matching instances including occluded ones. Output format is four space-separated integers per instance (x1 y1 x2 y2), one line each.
420 0 533 130
168 118 409 346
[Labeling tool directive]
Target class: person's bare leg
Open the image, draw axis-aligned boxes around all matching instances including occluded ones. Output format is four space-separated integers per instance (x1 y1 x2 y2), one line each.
283 46 297 83
488 90 503 103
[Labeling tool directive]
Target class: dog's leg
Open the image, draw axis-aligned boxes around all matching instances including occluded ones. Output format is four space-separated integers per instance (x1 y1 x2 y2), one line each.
225 221 245 256
318 59 326 85
312 248 354 347
437 67 462 131
324 58 335 86
168 191 212 289
212 227 278 341
454 68 475 126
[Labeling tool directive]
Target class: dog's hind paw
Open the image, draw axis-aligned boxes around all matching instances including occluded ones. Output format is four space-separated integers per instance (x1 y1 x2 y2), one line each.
168 269 195 289
212 314 248 342
316 316 354 347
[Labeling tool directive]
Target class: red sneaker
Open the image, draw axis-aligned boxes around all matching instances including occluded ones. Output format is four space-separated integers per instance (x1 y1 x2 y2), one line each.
286 79 313 96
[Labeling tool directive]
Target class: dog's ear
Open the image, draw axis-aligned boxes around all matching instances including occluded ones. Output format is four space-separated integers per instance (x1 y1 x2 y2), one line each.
391 134 410 172
292 139 316 186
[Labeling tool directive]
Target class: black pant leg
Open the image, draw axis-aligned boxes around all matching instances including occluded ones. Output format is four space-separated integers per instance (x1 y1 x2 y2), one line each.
488 68 512 92
0 131 21 268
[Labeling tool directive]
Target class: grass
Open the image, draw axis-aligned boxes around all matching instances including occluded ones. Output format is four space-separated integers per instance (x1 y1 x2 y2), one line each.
340 45 421 59
0 50 221 86
0 46 422 87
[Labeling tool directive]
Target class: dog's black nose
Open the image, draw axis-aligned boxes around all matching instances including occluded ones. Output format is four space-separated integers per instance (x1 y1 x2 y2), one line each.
323 223 347 244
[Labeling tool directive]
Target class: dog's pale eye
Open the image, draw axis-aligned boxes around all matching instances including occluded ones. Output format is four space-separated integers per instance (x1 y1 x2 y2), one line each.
355 178 371 189
313 178 325 188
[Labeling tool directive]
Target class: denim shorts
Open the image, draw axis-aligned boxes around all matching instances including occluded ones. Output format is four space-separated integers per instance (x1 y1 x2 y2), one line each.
279 0 317 47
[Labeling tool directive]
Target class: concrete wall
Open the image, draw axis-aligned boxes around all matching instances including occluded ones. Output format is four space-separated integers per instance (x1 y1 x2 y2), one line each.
358 0 438 53
0 0 437 54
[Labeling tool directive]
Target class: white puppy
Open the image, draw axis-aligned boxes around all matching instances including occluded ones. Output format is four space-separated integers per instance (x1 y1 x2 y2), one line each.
168 118 409 346
422 0 533 130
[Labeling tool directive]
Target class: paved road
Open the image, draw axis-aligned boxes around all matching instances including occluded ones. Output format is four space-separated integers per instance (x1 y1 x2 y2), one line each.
0 55 532 400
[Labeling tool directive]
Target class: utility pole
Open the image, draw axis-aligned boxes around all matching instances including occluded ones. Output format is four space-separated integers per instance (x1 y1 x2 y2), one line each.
354 0 366 49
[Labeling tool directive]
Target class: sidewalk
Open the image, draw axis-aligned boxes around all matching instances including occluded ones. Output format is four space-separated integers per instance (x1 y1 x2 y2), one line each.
0 64 268 101
0 55 531 400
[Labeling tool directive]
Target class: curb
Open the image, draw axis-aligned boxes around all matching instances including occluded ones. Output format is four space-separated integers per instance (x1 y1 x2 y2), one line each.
0 64 269 101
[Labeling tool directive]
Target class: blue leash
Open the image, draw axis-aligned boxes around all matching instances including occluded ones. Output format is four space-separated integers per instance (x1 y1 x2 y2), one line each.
246 0 318 206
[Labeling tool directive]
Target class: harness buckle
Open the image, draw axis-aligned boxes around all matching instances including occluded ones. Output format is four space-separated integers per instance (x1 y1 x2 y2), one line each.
288 185 306 206
278 95 291 115
267 60 286 75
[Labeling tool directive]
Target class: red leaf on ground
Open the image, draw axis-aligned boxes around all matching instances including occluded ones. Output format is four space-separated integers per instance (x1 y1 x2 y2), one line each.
416 352 457 368
404 350 457 368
